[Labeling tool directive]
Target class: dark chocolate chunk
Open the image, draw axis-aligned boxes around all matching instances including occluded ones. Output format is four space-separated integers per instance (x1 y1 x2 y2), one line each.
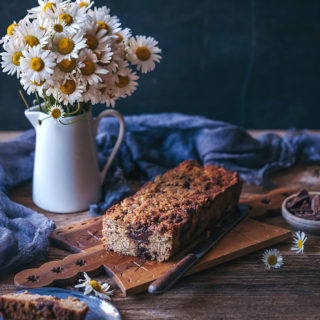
183 181 190 189
287 189 310 209
128 224 152 244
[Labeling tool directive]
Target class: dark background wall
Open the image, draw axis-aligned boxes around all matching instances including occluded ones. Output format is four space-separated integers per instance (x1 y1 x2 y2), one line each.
0 0 319 130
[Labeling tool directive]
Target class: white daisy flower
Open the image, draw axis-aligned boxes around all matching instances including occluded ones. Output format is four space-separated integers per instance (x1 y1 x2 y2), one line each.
113 27 131 46
98 75 119 107
97 48 121 74
20 45 56 83
76 0 94 10
127 35 162 73
84 21 112 57
75 272 113 301
46 78 85 105
56 57 78 76
262 249 284 269
78 48 107 85
88 6 121 37
291 231 307 254
53 3 89 34
15 18 50 49
1 40 25 77
41 16 68 36
49 104 65 120
0 21 20 45
114 67 139 98
20 73 48 96
28 0 70 19
79 83 101 105
103 89 118 108
53 32 87 62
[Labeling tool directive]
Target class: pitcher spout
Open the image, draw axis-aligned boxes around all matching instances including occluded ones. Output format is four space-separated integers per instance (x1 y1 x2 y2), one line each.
24 105 46 129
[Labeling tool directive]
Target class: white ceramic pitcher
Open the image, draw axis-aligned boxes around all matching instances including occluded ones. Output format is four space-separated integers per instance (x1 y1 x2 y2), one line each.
25 105 125 213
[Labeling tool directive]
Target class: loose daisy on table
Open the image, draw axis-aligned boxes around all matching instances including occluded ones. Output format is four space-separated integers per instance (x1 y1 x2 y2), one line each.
75 272 113 300
20 45 56 83
127 35 162 74
262 249 284 269
291 231 307 254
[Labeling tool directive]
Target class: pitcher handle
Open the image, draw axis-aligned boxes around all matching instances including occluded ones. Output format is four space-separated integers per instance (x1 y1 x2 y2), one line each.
93 109 125 183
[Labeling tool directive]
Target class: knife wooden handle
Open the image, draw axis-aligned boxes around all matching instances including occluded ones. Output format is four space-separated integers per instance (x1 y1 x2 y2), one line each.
148 253 198 295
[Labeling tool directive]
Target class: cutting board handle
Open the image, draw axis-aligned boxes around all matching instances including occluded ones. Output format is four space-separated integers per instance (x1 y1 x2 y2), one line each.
14 247 105 289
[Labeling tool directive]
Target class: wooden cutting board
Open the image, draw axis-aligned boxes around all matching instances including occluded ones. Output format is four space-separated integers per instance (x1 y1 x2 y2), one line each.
14 188 294 295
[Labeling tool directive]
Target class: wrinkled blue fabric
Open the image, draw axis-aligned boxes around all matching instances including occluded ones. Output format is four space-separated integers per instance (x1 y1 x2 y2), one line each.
90 113 320 215
0 131 55 276
1 113 320 275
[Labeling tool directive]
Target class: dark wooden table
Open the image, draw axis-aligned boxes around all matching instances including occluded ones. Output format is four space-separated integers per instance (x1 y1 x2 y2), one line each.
1 131 320 320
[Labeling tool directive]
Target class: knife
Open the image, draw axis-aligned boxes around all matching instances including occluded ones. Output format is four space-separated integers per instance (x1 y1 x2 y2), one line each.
148 205 249 295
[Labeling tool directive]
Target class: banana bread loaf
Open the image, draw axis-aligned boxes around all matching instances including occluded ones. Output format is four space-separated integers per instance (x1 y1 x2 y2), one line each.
0 291 88 320
102 160 242 262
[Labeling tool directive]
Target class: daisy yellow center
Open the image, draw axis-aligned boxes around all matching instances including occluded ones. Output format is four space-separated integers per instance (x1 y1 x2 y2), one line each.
108 92 115 99
99 87 106 94
58 58 76 72
7 23 18 36
136 46 151 61
90 280 102 292
12 52 23 66
58 38 74 54
30 57 44 72
297 239 303 249
32 80 45 86
85 35 98 50
116 75 129 88
79 2 89 8
81 60 95 75
25 35 39 47
115 32 123 43
60 80 76 95
54 23 63 33
43 2 56 13
267 255 277 266
51 107 62 119
59 13 74 26
96 22 111 35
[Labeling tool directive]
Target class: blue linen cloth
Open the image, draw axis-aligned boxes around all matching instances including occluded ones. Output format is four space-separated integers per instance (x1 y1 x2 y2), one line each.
1 112 320 275
0 130 55 276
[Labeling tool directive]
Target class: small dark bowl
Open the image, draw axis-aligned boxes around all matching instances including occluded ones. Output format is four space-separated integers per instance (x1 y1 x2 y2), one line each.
282 192 320 235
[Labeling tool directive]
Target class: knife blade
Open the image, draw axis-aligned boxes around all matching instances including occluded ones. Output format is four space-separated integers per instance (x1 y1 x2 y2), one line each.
148 205 249 295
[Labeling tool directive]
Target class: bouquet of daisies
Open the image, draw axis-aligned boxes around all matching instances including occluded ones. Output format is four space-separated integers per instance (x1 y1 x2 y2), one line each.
0 0 161 121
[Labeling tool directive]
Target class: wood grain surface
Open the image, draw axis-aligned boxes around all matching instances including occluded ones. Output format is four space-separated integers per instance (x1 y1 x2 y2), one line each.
1 131 320 319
